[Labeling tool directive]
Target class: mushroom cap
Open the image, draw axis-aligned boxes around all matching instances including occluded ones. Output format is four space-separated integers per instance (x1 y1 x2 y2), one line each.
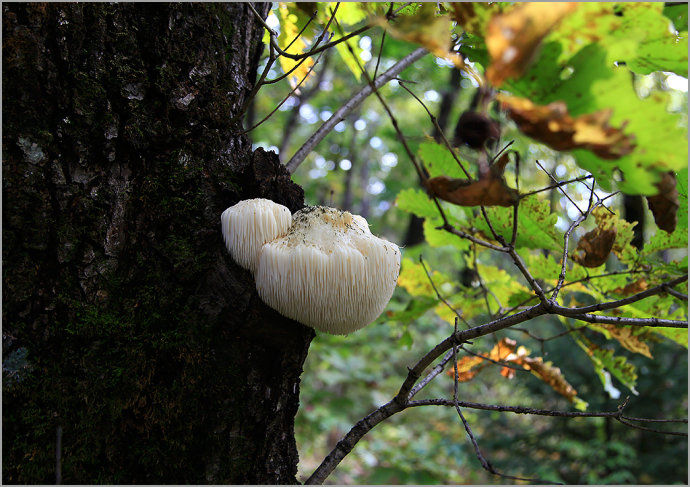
221 198 292 274
255 206 401 335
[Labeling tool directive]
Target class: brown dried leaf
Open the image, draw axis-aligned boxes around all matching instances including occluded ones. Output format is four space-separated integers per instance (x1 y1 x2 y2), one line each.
489 337 517 361
449 3 477 28
646 171 679 233
424 154 519 207
446 355 485 381
518 356 578 401
499 95 636 160
486 2 577 87
612 279 649 296
446 338 516 381
572 223 617 268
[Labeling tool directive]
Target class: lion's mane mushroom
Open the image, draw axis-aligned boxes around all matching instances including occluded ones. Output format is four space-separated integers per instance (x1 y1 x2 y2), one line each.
220 198 292 274
255 206 401 335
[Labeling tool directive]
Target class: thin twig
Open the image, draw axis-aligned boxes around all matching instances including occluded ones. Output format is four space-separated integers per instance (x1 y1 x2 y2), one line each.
419 255 468 326
438 222 508 252
373 29 387 79
408 349 456 400
536 159 584 216
409 398 629 418
663 284 688 301
616 417 688 436
564 313 687 328
248 2 371 61
286 47 428 173
622 415 688 423
397 81 472 178
557 275 688 316
451 326 556 484
551 201 602 302
241 49 326 134
519 175 594 199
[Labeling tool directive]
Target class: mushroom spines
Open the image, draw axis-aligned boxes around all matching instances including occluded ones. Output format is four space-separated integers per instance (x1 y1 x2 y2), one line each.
221 198 292 274
255 205 401 335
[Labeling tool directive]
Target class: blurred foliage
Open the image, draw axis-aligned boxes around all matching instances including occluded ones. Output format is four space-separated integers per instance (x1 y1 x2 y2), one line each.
247 2 688 484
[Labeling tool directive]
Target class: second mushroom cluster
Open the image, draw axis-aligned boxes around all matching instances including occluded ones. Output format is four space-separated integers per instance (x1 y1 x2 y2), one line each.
221 198 401 335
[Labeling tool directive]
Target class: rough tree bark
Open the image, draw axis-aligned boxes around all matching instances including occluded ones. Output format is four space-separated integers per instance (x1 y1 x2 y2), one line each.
3 3 314 484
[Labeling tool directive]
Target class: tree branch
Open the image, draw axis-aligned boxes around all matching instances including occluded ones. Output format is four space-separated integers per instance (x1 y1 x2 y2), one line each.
556 275 688 316
564 313 687 328
286 47 428 173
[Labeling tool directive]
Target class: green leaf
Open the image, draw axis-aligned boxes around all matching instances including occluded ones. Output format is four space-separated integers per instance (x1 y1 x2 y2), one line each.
418 141 469 179
423 218 470 252
333 41 363 81
398 329 414 350
380 296 437 325
396 188 438 219
316 3 366 80
473 262 531 310
507 41 688 195
664 3 688 32
574 332 639 395
652 327 688 348
552 3 688 76
470 197 563 251
397 257 453 298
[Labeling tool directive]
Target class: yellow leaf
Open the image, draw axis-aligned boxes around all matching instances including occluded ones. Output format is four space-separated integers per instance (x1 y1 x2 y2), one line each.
277 3 315 88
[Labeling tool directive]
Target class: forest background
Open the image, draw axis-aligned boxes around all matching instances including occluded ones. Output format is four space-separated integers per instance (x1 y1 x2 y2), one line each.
249 2 688 484
3 2 688 485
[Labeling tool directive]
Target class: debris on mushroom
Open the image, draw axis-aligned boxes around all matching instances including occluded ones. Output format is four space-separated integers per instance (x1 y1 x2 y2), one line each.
255 205 401 335
221 198 292 274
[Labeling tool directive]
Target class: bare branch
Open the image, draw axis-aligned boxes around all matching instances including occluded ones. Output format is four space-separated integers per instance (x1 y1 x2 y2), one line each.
408 398 626 418
286 47 428 173
551 203 597 302
241 49 327 134
519 175 595 199
408 349 456 400
536 159 584 216
663 283 688 301
438 222 508 252
557 275 688 316
616 417 688 437
419 255 467 326
564 313 687 328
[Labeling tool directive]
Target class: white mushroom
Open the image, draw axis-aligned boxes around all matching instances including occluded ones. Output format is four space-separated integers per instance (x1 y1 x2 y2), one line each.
220 198 292 274
255 206 401 335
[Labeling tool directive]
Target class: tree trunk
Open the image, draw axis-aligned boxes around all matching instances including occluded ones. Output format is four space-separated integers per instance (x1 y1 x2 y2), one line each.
3 3 314 484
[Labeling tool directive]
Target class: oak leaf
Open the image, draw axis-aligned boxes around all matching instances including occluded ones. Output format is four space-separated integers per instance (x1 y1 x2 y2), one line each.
486 2 577 86
424 153 519 207
499 95 636 160
646 171 679 233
